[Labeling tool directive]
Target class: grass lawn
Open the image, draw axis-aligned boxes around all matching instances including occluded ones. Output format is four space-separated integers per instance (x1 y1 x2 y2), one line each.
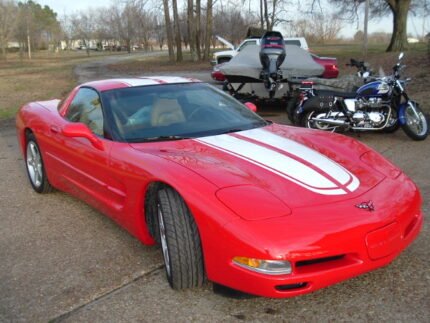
108 52 211 74
0 50 126 120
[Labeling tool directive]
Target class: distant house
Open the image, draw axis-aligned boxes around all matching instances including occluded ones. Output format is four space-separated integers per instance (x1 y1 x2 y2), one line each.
7 41 19 49
407 37 420 43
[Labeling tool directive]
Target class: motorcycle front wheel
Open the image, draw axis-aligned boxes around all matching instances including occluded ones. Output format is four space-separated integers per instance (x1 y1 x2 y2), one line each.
401 102 429 141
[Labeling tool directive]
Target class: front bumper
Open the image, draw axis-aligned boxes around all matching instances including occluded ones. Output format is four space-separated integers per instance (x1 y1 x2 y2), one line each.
201 175 423 298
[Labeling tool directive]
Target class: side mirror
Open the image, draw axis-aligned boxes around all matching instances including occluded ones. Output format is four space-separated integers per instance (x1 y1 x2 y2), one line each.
399 52 404 60
62 123 104 150
244 102 257 113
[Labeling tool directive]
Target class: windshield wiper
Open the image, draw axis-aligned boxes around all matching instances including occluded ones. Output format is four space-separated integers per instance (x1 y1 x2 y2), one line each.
219 128 246 135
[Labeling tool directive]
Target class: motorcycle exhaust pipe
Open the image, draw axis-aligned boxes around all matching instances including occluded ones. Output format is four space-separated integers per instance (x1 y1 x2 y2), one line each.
311 118 348 126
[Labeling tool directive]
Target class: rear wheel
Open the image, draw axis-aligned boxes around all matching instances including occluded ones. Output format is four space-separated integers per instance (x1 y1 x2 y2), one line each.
25 133 53 193
300 109 337 131
401 102 428 140
157 187 205 289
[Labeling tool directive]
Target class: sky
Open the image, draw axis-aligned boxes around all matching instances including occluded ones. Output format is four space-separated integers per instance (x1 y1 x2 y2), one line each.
40 0 429 39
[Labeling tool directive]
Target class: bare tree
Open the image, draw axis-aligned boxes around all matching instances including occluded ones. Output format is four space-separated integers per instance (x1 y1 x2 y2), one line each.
195 0 201 59
213 7 259 45
384 0 411 51
172 0 182 61
291 13 342 43
154 14 165 50
70 11 95 56
203 0 213 60
326 0 428 51
162 0 175 61
187 0 197 60
0 0 17 59
257 0 288 30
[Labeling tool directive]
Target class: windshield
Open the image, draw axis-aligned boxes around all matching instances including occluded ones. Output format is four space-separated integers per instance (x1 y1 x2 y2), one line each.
102 83 268 142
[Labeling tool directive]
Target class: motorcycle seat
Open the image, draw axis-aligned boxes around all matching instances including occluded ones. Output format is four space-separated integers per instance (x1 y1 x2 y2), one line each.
318 90 356 99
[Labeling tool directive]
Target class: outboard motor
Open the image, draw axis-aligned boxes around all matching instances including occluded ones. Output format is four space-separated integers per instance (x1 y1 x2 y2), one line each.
259 31 286 98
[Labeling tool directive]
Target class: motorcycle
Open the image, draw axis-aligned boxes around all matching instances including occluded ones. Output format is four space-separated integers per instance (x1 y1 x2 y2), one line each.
293 52 428 141
287 58 373 124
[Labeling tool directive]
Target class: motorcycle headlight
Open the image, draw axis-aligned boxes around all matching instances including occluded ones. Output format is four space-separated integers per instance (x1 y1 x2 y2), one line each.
233 257 292 275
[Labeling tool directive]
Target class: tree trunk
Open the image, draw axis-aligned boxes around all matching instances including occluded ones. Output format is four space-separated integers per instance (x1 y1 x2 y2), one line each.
0 43 6 60
162 0 175 61
203 0 213 60
172 0 182 62
187 0 197 61
195 0 201 60
84 39 90 57
386 0 411 52
259 0 264 29
263 0 269 30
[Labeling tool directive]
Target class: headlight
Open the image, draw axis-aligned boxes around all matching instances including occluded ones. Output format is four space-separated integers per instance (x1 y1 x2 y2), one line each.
233 257 292 275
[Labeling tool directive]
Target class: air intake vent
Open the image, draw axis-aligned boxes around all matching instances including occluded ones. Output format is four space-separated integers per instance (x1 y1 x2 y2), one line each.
275 282 308 291
296 254 345 267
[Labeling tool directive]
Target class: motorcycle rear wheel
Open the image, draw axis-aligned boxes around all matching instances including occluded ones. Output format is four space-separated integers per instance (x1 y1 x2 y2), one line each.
300 109 338 131
401 102 428 141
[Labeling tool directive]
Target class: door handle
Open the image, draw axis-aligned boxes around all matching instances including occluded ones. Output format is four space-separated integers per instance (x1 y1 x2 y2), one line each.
50 126 59 134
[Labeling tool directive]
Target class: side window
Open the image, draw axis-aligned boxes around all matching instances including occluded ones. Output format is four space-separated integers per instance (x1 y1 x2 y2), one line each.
237 40 256 51
65 88 104 136
284 40 301 47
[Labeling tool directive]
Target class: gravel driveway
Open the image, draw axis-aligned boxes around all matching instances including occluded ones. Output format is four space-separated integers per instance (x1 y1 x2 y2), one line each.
0 55 429 322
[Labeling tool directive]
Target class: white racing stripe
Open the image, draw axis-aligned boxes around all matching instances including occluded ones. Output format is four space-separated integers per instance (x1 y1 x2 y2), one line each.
197 129 360 195
115 78 160 86
241 128 360 192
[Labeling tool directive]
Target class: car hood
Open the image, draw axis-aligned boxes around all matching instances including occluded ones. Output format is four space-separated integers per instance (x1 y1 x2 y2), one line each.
130 124 385 209
216 35 235 50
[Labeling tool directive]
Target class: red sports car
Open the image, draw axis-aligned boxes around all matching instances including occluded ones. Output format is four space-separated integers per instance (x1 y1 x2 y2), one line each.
16 77 422 298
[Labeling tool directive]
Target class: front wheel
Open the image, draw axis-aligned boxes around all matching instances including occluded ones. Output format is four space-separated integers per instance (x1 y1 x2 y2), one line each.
157 187 205 289
401 102 428 140
25 133 53 193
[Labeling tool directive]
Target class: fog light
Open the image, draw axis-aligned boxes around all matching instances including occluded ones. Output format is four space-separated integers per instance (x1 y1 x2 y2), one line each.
233 257 292 275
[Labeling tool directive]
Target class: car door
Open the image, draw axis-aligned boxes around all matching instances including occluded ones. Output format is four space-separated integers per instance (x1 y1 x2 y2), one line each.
52 87 120 216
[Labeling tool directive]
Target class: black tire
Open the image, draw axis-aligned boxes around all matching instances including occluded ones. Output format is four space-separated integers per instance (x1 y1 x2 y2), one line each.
382 119 400 133
401 102 429 141
382 97 401 133
25 133 53 194
299 109 336 131
157 187 205 289
286 91 300 125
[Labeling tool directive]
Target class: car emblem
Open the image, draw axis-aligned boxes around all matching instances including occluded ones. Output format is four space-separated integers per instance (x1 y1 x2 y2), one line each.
355 201 375 212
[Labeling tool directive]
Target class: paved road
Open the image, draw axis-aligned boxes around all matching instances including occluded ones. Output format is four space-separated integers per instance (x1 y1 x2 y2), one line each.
0 56 429 322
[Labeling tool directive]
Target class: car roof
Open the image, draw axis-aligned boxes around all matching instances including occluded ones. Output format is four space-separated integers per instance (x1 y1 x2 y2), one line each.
82 76 201 92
